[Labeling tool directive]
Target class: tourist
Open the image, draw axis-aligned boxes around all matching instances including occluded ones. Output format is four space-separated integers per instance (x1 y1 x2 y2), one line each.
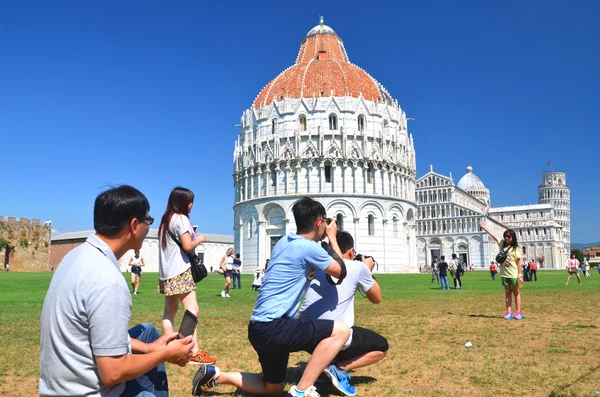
489 261 497 280
450 253 462 289
438 256 450 290
523 259 530 282
581 260 590 278
191 196 349 397
128 249 145 294
39 185 193 397
565 252 581 286
232 253 242 289
479 219 524 320
218 248 234 297
431 256 440 287
529 260 537 281
299 231 389 396
252 260 266 291
158 187 216 365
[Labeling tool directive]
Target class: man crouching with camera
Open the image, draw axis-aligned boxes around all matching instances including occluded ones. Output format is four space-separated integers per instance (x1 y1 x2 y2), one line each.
299 231 389 396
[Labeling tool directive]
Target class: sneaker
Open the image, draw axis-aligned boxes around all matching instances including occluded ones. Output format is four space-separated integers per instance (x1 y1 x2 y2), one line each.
323 364 357 396
225 294 231 298
220 291 226 298
513 312 523 320
189 350 217 365
192 364 220 395
287 385 321 397
503 311 513 320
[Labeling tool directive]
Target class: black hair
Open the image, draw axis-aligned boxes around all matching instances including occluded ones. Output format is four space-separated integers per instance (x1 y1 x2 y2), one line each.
502 229 519 249
236 253 240 258
570 252 576 259
94 185 149 237
293 196 326 234
441 255 445 260
159 187 195 248
336 231 354 254
451 253 457 259
433 256 438 260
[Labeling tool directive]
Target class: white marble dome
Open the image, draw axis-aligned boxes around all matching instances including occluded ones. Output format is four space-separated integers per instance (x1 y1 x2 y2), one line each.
457 165 486 191
456 165 490 206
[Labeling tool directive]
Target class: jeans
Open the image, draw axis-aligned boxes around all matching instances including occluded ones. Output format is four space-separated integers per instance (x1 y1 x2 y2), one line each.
491 271 496 280
440 276 450 290
431 270 440 286
530 270 537 281
122 324 168 397
232 271 241 289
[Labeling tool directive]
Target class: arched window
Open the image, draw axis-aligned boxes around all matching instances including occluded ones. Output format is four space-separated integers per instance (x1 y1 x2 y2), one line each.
393 216 398 237
368 214 375 235
299 115 307 132
248 218 253 239
336 213 344 231
367 163 374 184
358 115 366 132
271 119 276 134
329 114 338 130
383 119 389 129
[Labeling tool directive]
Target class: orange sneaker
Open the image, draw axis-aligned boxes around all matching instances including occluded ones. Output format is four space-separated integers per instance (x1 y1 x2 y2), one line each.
189 350 216 365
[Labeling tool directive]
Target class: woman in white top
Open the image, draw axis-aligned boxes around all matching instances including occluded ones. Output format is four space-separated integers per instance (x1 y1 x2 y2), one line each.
128 249 145 294
565 252 581 286
158 187 215 365
219 247 234 297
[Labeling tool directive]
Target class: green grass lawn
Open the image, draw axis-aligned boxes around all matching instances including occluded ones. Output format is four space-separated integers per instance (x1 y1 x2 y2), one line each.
1 271 599 396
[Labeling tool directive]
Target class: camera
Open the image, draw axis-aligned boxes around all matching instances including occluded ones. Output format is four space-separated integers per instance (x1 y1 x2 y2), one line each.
326 218 333 225
355 254 375 263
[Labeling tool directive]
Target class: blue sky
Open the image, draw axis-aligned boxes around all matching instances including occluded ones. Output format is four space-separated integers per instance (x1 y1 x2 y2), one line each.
0 1 598 243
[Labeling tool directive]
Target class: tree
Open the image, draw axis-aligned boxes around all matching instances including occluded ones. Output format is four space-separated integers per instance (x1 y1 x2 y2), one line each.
571 249 584 264
0 238 9 250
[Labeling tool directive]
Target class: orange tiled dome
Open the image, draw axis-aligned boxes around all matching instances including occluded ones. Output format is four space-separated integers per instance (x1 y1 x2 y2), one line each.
253 18 393 108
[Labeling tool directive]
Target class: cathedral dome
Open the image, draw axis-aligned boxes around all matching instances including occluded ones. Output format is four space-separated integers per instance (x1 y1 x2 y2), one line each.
253 17 393 108
457 165 487 191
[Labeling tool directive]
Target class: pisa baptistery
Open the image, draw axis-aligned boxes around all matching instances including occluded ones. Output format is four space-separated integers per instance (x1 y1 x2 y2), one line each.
232 17 418 273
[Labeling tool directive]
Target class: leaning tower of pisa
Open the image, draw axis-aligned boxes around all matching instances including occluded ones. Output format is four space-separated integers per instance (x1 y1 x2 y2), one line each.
538 171 570 261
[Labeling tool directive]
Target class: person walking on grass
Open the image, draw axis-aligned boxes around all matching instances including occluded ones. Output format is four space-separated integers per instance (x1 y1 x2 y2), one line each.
218 248 234 297
490 261 498 280
191 196 350 397
566 252 581 286
158 187 216 365
431 256 440 287
450 253 462 289
299 231 389 396
39 186 194 397
232 253 242 289
438 256 450 290
129 249 145 294
479 218 524 320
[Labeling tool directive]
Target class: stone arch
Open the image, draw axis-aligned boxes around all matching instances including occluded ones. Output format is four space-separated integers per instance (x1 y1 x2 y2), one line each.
262 203 285 229
326 199 357 220
358 200 385 218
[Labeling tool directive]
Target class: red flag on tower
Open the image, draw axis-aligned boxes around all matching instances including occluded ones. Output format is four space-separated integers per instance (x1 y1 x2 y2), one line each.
547 161 552 167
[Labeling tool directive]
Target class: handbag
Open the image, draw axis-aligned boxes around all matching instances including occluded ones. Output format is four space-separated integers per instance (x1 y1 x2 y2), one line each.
495 244 510 264
168 230 207 282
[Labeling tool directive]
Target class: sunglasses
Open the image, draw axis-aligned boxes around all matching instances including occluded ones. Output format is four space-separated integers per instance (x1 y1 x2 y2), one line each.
503 235 512 239
137 216 154 225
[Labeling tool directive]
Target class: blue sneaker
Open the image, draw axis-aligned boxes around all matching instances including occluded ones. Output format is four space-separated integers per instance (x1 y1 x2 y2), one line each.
513 312 523 320
503 311 513 320
287 385 321 396
323 364 357 396
192 364 220 395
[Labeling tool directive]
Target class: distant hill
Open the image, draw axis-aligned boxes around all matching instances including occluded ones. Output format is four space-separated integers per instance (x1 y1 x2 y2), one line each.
571 241 600 250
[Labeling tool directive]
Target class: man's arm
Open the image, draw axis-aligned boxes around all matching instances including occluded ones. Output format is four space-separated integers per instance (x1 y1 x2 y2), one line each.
322 221 345 279
360 257 382 304
97 335 193 386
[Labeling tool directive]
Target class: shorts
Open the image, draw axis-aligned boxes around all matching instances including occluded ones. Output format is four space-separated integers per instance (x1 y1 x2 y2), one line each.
131 266 142 275
248 317 334 384
332 326 389 363
157 268 196 296
568 268 578 274
501 277 518 286
223 270 233 278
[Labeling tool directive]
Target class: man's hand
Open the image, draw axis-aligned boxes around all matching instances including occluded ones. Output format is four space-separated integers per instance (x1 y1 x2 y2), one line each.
362 256 376 272
146 332 178 353
163 336 194 367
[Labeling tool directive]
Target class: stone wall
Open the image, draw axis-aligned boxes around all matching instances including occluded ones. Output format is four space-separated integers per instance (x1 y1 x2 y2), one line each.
0 216 51 271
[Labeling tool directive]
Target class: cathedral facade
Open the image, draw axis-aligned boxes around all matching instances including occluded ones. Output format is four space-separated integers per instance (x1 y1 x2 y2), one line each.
416 166 570 269
232 18 418 273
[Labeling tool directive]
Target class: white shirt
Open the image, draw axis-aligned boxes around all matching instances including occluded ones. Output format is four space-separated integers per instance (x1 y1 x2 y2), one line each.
159 214 195 280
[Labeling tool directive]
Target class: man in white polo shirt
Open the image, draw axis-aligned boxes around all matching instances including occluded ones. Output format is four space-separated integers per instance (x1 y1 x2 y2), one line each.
39 185 194 397
299 230 389 396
